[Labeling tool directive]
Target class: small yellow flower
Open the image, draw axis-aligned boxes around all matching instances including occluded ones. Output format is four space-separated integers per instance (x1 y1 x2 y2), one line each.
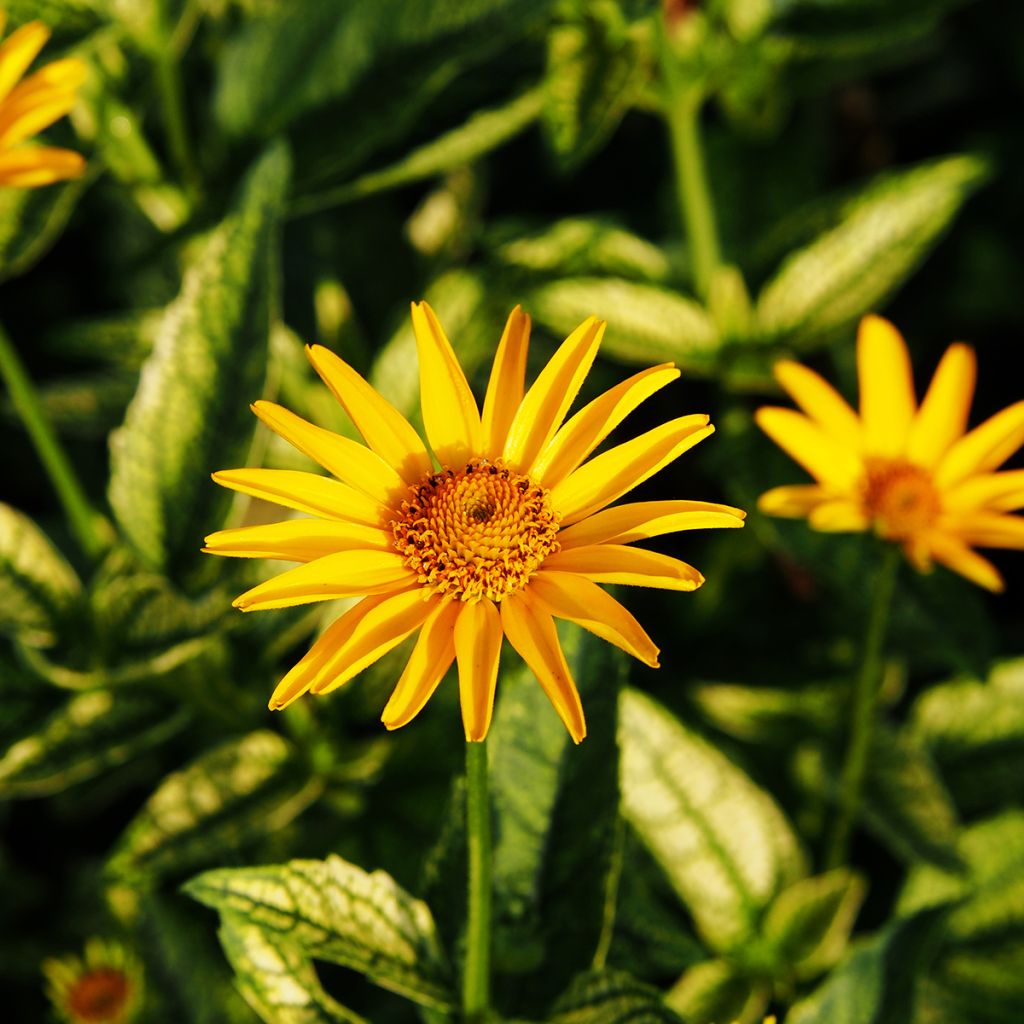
206 302 744 742
0 12 86 188
43 938 142 1024
756 315 1024 591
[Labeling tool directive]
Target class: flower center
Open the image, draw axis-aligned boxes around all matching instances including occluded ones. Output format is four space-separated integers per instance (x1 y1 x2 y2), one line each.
392 459 560 601
67 969 131 1023
861 457 940 540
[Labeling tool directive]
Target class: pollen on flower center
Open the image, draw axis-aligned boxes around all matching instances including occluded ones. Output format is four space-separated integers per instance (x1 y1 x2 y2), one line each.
66 968 132 1022
392 458 560 601
862 457 941 540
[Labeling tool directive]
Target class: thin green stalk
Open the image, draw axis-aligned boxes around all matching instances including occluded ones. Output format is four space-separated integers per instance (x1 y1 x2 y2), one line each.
153 47 199 196
825 545 901 869
0 322 106 559
463 739 492 1023
659 38 721 300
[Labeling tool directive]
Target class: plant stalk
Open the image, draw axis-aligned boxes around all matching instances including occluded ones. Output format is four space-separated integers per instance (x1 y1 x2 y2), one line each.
825 545 901 869
0 322 106 559
463 739 492 1023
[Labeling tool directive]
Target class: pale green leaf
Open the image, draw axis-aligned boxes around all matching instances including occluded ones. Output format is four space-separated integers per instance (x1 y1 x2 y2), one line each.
186 856 454 1010
108 141 290 571
688 680 839 743
755 155 989 346
550 968 685 1024
528 278 719 370
0 502 82 647
618 689 806 951
219 911 366 1024
0 689 188 798
109 731 319 886
665 959 763 1024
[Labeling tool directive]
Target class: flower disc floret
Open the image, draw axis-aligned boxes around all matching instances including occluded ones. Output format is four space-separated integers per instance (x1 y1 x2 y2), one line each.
862 458 940 540
392 459 560 601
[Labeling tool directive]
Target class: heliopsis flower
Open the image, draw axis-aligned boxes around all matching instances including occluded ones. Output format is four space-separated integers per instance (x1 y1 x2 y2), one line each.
756 314 1024 591
43 938 142 1024
0 13 86 188
206 302 744 742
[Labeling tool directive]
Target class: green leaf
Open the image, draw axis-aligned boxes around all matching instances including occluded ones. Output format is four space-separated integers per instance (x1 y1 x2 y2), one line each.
218 911 366 1024
528 278 719 370
910 659 1024 813
762 869 866 979
109 731 319 887
486 217 673 282
108 141 290 572
186 855 454 1010
291 86 543 214
786 909 946 1024
664 958 765 1024
542 17 646 174
0 502 82 647
0 689 188 798
550 968 685 1024
0 178 84 282
618 688 806 951
755 154 990 346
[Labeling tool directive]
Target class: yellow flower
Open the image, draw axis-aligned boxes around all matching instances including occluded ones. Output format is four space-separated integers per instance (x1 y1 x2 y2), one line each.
43 938 142 1024
206 302 744 742
0 12 86 188
756 315 1024 592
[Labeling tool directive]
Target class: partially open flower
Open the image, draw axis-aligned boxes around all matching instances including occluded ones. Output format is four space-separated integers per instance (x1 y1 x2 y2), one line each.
206 302 744 742
756 315 1024 591
43 938 142 1024
0 12 86 188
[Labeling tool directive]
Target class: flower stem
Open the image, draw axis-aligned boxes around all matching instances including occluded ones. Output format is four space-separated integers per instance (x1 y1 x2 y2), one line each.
0 322 107 560
825 545 901 869
463 739 492 1023
659 37 721 300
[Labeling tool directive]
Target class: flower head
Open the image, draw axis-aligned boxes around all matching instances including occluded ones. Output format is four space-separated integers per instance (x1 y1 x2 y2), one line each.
0 12 86 188
206 302 744 742
43 938 142 1024
756 315 1024 591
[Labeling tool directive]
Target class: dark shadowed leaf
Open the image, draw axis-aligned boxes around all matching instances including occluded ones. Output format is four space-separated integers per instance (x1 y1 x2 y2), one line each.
550 968 685 1023
0 177 84 282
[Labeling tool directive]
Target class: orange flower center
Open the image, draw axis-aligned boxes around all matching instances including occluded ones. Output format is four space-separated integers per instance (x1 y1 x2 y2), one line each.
66 968 131 1023
392 459 560 601
861 457 940 540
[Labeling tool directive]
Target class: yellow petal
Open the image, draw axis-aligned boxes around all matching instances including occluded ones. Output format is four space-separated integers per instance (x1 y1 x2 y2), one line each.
942 512 1024 550
305 345 433 483
558 499 744 549
252 401 405 506
410 301 481 466
503 316 605 473
927 532 1004 592
774 359 860 448
500 591 586 743
532 364 680 487
454 599 503 742
935 400 1024 489
758 484 829 518
480 306 530 458
944 470 1024 513
0 86 79 148
542 544 704 590
381 598 460 730
204 518 393 561
551 415 713 526
807 499 869 532
755 407 862 489
857 315 917 456
0 22 50 103
0 145 84 187
311 589 436 695
211 468 385 526
528 570 659 667
906 343 977 467
232 550 414 611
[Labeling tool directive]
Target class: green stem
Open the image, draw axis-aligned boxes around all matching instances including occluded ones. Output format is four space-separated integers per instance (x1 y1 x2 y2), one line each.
153 47 199 197
659 37 721 300
825 545 901 869
463 739 492 1023
0 323 106 559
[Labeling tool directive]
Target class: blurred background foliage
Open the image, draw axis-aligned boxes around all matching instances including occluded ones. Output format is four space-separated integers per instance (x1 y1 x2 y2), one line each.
2 0 1023 1021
